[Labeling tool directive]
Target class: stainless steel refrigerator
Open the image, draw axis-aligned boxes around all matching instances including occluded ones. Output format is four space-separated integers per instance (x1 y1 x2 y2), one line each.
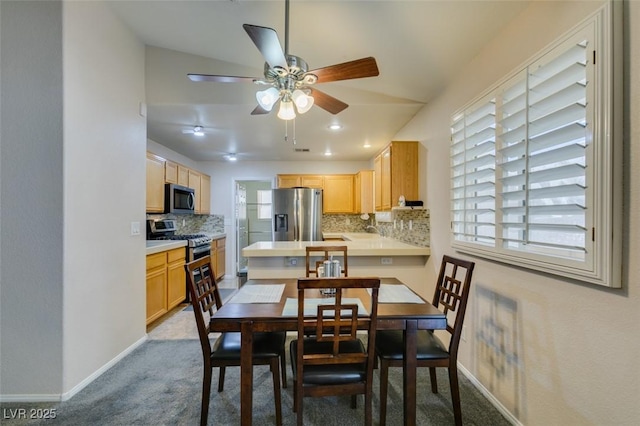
272 188 323 241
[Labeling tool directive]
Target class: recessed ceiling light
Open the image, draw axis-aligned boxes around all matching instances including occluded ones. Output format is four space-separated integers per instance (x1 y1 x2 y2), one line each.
324 151 332 156
225 154 237 162
193 126 205 136
328 124 342 131
363 143 371 148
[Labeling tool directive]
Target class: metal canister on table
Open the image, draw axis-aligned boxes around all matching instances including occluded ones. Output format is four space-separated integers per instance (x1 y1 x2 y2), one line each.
332 260 341 277
323 260 332 277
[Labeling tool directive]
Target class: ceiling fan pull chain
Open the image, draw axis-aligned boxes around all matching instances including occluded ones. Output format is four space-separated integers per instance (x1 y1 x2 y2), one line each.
293 117 296 145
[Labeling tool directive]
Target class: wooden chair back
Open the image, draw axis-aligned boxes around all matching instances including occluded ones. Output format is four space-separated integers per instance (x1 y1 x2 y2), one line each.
433 255 475 356
305 245 349 277
185 256 222 357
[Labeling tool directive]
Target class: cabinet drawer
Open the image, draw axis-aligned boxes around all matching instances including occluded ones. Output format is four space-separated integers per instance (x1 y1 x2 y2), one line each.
167 247 185 263
146 252 166 270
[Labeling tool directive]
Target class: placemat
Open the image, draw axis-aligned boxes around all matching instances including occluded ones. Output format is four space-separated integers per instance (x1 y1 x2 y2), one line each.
282 297 368 317
227 284 285 303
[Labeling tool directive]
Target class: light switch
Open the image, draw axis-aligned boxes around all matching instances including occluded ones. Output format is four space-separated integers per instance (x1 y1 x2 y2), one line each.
130 221 141 236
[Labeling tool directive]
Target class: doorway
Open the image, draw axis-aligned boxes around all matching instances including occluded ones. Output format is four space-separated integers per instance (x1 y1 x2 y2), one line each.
235 180 273 278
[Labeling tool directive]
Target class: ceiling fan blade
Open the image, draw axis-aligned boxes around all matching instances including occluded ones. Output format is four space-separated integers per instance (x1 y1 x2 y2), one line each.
243 24 288 71
251 104 271 115
308 57 379 84
188 74 256 83
309 88 348 115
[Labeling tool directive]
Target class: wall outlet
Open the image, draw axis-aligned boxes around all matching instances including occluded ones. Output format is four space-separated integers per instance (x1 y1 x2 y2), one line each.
130 221 141 236
381 257 393 265
285 257 298 266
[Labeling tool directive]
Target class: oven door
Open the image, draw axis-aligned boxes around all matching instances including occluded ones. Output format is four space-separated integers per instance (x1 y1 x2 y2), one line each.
186 244 212 302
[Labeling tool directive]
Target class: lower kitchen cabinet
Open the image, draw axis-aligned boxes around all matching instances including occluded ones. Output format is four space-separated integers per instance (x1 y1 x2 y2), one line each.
146 247 186 325
212 237 226 281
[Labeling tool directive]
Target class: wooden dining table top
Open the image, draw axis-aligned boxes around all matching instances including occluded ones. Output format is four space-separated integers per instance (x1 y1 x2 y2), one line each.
209 277 447 333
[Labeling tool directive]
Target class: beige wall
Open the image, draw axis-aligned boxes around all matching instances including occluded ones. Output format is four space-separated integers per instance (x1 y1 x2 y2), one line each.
0 0 147 399
395 1 640 424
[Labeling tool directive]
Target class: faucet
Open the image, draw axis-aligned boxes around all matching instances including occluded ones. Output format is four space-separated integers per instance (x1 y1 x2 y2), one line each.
366 225 385 237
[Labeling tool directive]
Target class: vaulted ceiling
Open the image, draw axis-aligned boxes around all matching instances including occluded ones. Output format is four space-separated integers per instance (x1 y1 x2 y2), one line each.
108 0 529 161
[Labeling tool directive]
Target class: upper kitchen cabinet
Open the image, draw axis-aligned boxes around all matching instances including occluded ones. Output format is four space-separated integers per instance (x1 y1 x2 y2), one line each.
188 170 201 213
147 151 212 214
146 152 165 213
200 174 211 215
374 141 419 211
355 170 374 213
277 174 324 189
323 175 354 214
165 160 178 184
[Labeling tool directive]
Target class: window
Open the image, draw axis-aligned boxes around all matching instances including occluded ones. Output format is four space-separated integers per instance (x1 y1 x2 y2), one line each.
450 2 622 288
256 189 272 220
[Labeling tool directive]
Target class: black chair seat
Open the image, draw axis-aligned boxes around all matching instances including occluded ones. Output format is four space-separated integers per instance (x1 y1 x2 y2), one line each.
291 338 366 385
376 330 448 361
212 331 287 360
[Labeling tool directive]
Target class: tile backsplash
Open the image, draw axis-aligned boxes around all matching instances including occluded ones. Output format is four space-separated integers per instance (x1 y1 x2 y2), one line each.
146 213 225 235
323 209 430 247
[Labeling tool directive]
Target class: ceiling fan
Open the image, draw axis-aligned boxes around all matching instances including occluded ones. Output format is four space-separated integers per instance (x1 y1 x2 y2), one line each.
187 0 379 120
181 125 209 136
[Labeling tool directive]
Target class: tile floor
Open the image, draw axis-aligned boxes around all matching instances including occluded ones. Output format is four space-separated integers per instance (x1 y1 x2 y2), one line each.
146 276 239 340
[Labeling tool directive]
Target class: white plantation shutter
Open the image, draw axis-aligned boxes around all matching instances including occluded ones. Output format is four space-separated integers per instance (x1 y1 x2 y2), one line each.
450 3 622 287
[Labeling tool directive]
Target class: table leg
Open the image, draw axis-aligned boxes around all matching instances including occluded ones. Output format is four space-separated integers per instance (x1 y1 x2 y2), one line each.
240 321 254 426
403 320 418 426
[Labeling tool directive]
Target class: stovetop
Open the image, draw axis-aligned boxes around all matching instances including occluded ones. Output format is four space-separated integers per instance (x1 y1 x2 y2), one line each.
168 233 212 248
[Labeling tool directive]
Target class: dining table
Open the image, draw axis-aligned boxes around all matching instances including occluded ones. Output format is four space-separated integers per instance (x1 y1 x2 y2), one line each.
208 277 447 426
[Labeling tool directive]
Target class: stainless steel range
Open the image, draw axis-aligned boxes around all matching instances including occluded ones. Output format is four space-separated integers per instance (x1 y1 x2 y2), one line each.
147 219 213 301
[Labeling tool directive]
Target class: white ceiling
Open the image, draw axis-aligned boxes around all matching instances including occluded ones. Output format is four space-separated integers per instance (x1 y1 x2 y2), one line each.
108 0 529 161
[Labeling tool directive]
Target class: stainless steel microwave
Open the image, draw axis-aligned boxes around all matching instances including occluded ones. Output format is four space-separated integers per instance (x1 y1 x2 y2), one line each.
165 183 195 214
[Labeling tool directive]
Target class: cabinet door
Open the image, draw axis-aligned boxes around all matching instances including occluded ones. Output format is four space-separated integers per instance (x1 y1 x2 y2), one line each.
300 175 324 189
277 175 301 188
215 238 226 280
177 165 189 186
146 253 167 325
146 153 165 213
374 155 382 211
323 175 354 213
167 248 186 310
200 174 211 215
390 141 419 203
356 170 374 213
188 170 201 213
381 148 392 210
165 160 178 184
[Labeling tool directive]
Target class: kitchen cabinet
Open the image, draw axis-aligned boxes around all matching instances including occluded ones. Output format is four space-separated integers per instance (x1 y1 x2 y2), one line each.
355 170 374 213
211 237 226 280
200 174 211 214
277 174 324 189
165 160 178 184
178 165 189 186
146 247 186 325
323 175 354 213
375 141 419 211
146 152 165 213
188 170 202 213
166 248 186 310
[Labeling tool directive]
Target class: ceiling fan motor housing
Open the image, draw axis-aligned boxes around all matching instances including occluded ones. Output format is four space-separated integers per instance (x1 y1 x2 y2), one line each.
263 55 317 90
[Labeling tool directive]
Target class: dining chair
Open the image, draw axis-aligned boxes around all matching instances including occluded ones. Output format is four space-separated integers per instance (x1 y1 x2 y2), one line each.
290 277 380 426
375 255 475 426
185 256 286 426
305 245 349 277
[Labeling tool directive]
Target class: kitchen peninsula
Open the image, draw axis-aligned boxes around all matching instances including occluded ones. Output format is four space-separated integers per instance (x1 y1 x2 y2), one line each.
242 234 431 298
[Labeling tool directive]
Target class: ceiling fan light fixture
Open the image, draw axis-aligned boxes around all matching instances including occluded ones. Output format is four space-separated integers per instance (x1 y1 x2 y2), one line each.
256 87 280 111
277 99 296 120
292 89 314 114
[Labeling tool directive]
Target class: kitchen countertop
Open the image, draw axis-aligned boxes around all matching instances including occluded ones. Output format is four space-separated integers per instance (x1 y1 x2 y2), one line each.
242 236 429 257
146 240 187 255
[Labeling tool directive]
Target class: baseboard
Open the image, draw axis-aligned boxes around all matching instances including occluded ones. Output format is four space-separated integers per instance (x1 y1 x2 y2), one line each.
0 335 148 403
458 362 522 426
60 335 148 401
